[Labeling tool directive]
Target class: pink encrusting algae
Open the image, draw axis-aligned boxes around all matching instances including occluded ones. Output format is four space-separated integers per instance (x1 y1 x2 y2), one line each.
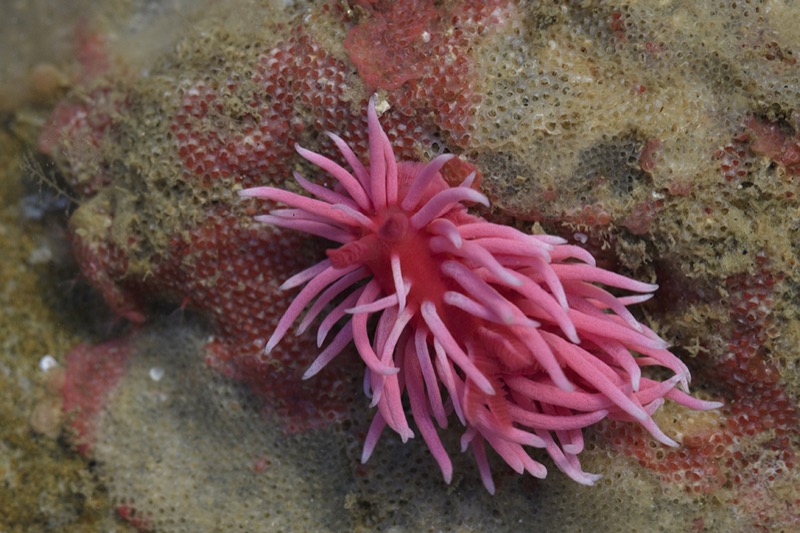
240 96 721 493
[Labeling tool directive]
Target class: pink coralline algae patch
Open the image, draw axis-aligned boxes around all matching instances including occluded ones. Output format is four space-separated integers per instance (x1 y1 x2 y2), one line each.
343 0 514 146
241 96 720 492
344 0 445 91
61 339 131 455
716 116 800 185
742 116 800 176
115 505 153 533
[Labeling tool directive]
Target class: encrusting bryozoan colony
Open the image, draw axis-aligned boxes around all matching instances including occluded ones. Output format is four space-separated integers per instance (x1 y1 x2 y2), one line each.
240 95 721 493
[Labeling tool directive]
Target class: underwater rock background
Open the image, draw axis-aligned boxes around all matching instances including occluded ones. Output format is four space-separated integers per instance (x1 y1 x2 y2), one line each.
1 0 798 531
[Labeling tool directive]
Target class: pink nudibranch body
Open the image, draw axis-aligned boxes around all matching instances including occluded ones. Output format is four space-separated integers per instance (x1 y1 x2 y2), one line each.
240 95 721 493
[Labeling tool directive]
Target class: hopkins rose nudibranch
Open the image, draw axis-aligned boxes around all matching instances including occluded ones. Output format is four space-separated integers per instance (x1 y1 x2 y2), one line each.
239 96 720 493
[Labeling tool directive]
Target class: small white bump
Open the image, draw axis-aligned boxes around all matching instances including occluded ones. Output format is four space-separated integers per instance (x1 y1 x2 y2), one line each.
149 367 165 382
39 355 58 372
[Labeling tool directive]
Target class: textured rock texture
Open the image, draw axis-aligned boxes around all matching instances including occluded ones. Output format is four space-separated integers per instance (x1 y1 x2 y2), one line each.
2 0 798 531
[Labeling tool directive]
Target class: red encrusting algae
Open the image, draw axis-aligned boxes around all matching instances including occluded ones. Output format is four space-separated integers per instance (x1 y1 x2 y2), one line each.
61 339 132 455
241 96 721 492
